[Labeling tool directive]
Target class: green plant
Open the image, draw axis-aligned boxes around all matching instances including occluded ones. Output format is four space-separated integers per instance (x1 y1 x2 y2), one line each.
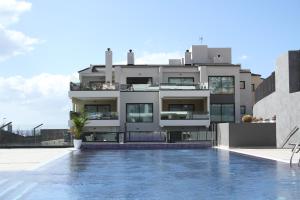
71 113 88 139
242 115 253 123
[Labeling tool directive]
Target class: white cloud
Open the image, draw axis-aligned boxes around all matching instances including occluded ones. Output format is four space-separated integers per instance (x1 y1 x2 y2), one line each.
0 25 40 61
239 54 248 60
0 0 40 61
0 0 31 25
0 73 74 129
116 51 183 64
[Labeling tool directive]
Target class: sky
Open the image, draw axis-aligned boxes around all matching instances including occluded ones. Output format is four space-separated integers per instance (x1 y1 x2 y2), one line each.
0 0 299 129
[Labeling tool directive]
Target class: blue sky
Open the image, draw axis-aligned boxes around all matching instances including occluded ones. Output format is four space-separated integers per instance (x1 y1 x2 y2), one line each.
0 0 299 129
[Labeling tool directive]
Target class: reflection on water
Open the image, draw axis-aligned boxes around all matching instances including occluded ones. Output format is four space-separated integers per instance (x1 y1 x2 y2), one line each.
1 149 300 200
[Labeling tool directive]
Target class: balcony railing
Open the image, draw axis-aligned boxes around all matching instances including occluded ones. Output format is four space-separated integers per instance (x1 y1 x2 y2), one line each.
70 111 118 120
120 84 159 91
159 82 208 90
70 82 119 91
70 82 209 91
161 111 210 120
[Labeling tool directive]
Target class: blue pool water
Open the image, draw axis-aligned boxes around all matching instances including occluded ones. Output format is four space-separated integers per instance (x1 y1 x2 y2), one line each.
1 149 300 200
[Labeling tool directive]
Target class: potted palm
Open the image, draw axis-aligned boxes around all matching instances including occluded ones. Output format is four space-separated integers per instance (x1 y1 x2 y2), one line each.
71 113 88 149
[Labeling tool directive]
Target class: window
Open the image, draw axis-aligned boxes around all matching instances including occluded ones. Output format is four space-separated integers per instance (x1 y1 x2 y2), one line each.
168 77 194 85
240 81 245 89
85 105 111 113
208 76 235 94
251 84 255 91
126 77 152 84
210 104 235 122
240 105 246 115
169 104 194 111
126 103 153 123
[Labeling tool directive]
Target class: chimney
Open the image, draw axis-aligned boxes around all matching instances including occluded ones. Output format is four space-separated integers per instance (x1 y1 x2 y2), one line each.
127 49 134 65
105 48 112 83
185 49 192 65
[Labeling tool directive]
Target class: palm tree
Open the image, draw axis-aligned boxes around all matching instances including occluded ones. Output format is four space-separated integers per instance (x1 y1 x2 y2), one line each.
71 113 88 139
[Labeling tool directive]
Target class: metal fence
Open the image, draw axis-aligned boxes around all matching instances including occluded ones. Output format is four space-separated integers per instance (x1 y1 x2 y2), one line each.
0 129 73 147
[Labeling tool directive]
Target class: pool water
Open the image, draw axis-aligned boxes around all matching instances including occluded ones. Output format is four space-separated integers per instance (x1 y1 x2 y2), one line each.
1 149 300 200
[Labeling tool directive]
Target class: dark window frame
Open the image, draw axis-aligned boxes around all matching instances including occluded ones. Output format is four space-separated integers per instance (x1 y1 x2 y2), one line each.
126 103 154 123
210 103 235 123
126 77 153 84
251 84 255 91
240 81 246 89
240 105 246 115
208 76 235 94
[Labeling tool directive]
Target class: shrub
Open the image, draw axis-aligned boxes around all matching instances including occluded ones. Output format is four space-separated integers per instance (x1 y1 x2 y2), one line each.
242 115 253 123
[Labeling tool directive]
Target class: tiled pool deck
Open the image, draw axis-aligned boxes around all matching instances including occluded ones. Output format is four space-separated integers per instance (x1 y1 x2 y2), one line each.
216 146 300 164
0 148 73 171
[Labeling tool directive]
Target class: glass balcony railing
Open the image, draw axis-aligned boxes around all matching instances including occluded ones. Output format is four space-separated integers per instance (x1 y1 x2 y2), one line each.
120 84 159 91
70 82 208 91
70 82 119 91
70 111 118 120
160 111 210 120
159 83 208 90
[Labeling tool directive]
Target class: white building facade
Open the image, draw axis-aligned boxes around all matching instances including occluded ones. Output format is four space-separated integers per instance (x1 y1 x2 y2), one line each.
69 45 258 142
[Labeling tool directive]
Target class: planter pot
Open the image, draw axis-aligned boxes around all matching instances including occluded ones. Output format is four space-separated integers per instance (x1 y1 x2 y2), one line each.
73 139 82 149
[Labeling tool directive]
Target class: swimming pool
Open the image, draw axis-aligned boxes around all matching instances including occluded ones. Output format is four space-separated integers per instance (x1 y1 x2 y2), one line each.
1 149 300 200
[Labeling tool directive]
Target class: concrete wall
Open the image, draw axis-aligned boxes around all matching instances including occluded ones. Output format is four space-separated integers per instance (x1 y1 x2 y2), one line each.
120 91 161 132
240 72 253 115
253 51 300 147
218 123 276 147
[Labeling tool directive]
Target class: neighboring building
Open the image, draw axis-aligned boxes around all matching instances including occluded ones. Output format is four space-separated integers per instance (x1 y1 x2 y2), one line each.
253 50 300 147
69 45 257 142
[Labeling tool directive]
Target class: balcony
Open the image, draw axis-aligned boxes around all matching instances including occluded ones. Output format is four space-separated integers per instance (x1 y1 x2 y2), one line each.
159 83 210 98
69 82 120 98
160 82 208 90
69 111 120 127
160 111 210 127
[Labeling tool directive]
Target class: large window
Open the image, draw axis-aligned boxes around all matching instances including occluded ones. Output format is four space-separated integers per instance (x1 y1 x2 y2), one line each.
168 77 194 85
85 105 111 113
126 77 152 84
208 76 235 94
169 104 194 111
210 104 235 122
126 103 153 123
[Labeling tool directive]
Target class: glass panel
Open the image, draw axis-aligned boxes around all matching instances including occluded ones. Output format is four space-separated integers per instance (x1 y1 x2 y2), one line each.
126 104 153 122
169 78 181 84
127 104 140 122
222 77 234 94
209 77 222 94
140 104 153 122
85 105 97 113
168 77 194 85
222 104 235 122
210 104 221 122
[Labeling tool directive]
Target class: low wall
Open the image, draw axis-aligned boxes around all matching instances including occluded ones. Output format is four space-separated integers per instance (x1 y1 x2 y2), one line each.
218 123 276 147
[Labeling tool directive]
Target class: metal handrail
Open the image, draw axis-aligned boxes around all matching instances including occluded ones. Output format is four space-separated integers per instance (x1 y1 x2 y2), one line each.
281 126 299 148
0 122 12 130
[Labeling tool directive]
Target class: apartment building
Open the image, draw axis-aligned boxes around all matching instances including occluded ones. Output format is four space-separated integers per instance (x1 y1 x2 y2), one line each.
69 45 258 142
